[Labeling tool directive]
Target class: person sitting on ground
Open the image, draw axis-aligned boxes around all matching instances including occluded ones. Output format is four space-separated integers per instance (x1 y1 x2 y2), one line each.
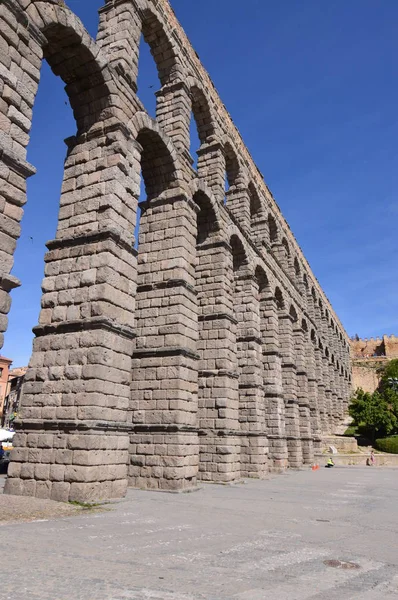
325 457 334 468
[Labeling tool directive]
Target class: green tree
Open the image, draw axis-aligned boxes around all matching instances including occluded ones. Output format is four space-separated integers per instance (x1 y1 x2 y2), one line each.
349 388 398 442
379 359 398 392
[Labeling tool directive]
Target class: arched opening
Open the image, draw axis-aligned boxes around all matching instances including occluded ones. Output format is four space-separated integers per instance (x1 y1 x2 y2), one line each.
134 124 178 252
189 86 215 171
136 128 177 201
136 9 180 119
131 124 199 490
194 190 220 245
294 257 301 283
230 234 248 273
249 182 262 220
3 2 140 502
275 286 285 312
278 295 303 467
136 31 160 119
289 304 298 324
224 143 240 205
280 237 291 275
268 214 278 244
2 5 113 366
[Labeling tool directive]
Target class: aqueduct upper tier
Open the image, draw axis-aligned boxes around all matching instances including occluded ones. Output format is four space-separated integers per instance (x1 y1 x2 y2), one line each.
1 0 351 501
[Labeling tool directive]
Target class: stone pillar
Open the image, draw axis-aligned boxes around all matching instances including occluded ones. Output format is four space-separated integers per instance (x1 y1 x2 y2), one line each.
323 354 333 434
251 214 270 249
226 182 251 235
235 273 267 478
279 313 303 468
306 335 322 451
130 191 199 491
97 0 142 89
314 345 327 433
196 239 241 483
196 142 225 204
156 81 193 169
262 295 288 471
294 326 313 465
329 362 339 432
0 1 44 350
6 122 138 502
335 365 344 422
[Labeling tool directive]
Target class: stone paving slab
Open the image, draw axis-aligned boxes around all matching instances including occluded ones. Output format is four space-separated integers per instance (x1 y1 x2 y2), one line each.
1 468 398 600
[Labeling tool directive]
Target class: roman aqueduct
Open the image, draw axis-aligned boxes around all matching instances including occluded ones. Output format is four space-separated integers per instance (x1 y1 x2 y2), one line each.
0 0 351 501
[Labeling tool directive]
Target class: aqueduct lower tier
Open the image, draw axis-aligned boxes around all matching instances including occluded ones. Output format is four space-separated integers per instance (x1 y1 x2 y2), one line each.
1 0 351 501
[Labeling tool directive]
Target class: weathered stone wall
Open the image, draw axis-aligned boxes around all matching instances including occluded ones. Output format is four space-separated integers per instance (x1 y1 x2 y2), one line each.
350 335 398 394
351 360 383 394
351 335 398 359
1 0 352 501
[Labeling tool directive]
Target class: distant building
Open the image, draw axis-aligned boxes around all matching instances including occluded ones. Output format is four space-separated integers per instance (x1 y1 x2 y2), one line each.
0 355 12 420
2 366 27 428
350 335 398 393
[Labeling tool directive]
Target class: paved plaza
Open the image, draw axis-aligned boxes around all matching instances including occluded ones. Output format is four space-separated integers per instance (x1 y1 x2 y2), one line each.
1 467 398 599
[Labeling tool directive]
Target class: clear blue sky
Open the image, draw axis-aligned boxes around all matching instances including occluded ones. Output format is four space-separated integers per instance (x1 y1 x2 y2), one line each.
3 0 398 367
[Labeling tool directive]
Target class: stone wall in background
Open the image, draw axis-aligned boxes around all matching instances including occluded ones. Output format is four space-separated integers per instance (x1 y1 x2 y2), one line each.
1 0 352 502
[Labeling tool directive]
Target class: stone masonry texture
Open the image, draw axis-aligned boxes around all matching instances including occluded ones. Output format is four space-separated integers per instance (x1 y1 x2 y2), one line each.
0 0 352 501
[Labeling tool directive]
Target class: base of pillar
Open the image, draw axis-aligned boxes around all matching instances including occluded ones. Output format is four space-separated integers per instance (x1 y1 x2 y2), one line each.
240 434 268 479
198 434 241 483
4 477 128 503
4 427 130 503
129 429 199 491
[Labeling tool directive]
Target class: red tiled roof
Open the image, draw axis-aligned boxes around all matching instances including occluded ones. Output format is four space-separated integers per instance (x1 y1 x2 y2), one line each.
0 356 12 364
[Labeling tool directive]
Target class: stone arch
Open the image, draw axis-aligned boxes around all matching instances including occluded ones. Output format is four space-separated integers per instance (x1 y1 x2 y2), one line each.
189 83 216 146
281 237 290 257
27 2 117 134
294 256 301 279
302 318 308 333
139 7 183 85
230 234 248 273
254 265 270 295
193 189 221 244
289 304 298 323
268 214 279 244
279 237 291 274
248 181 262 219
190 180 222 233
129 112 180 200
224 141 241 191
275 286 285 311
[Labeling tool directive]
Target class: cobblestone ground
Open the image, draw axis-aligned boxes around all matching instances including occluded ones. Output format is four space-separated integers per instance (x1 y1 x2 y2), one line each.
1 467 397 600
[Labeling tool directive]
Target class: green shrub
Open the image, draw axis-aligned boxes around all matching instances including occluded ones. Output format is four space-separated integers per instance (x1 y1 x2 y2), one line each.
375 436 398 454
